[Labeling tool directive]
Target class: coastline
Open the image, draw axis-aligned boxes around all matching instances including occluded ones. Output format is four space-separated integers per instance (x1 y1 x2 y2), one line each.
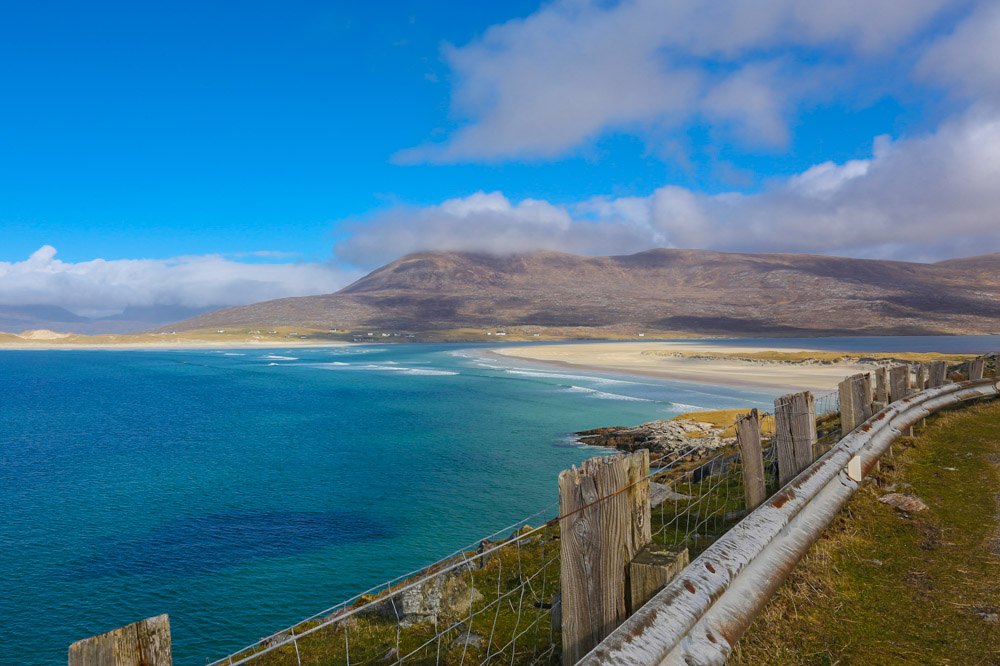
491 341 872 392
0 339 354 351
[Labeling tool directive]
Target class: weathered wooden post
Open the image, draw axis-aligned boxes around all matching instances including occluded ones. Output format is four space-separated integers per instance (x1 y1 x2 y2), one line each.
889 365 910 403
970 357 985 381
928 360 948 387
559 451 649 665
838 373 873 433
774 391 817 486
736 409 766 511
69 615 171 666
915 364 928 391
873 366 889 410
626 543 689 616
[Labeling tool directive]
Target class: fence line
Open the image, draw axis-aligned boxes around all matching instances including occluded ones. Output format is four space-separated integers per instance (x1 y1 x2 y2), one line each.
70 355 998 666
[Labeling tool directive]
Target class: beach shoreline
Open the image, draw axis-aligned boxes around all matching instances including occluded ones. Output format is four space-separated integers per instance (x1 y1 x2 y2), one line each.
490 341 877 392
0 339 355 351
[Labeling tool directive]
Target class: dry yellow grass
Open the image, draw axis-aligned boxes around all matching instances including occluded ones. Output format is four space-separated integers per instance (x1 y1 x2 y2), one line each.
651 350 973 364
673 408 776 437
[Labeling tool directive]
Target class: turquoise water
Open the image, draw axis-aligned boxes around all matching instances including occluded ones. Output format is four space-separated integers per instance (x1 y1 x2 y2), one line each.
1 337 995 664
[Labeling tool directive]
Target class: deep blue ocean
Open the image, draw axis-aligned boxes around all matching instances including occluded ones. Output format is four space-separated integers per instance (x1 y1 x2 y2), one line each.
1 336 996 665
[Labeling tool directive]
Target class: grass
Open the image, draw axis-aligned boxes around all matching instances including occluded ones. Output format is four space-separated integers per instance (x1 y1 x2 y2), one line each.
230 525 564 665
731 399 1000 665
672 408 777 437
648 350 975 364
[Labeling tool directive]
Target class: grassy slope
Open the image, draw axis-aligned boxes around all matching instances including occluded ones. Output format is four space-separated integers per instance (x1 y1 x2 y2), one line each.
732 400 1000 665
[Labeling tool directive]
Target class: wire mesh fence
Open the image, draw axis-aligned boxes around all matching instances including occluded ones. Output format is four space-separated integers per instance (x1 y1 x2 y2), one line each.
813 389 843 457
210 504 565 666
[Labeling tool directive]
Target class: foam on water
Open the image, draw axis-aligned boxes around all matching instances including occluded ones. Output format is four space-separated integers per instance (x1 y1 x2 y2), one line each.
670 402 709 411
504 368 635 385
562 385 653 401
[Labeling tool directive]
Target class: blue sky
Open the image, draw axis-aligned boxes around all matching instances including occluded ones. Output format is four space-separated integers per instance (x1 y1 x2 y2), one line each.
2 0 1000 315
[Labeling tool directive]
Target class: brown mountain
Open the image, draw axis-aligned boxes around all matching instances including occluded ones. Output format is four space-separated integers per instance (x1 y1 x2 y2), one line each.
168 249 1000 337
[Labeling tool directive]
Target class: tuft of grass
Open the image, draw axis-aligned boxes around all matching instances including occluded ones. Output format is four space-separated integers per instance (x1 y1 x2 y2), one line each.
731 399 1000 665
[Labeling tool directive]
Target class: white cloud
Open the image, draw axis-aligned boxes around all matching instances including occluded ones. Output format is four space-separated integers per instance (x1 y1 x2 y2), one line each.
336 191 648 266
399 0 952 162
917 1 1000 104
345 110 1000 263
0 248 358 317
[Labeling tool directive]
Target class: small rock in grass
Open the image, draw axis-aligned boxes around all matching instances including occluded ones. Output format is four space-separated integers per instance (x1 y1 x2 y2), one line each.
972 606 999 624
451 630 487 650
879 493 928 513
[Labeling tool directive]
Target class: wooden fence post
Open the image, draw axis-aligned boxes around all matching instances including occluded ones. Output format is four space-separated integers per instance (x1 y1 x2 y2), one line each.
626 543 689 616
838 373 873 434
559 451 649 665
970 357 985 381
69 615 171 666
889 365 910 402
774 391 816 486
736 409 766 511
928 360 948 387
874 366 889 408
915 364 928 391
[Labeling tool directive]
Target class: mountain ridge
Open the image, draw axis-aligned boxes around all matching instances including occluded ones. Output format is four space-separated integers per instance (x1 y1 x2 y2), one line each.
166 248 1000 337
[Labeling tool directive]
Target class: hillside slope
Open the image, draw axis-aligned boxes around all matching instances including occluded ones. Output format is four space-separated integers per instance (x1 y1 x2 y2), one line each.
168 249 1000 336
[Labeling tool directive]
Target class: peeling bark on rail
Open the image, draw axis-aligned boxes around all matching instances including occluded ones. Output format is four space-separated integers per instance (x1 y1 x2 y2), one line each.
579 379 1000 666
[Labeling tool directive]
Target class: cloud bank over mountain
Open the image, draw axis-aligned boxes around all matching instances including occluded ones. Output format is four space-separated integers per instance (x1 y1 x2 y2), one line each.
342 110 1000 265
0 246 356 317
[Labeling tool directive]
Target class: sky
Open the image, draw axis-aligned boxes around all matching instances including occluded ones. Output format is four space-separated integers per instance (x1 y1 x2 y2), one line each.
2 0 1000 316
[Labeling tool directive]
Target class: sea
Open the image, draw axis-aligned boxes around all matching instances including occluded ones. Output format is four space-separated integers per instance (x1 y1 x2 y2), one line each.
1 336 996 665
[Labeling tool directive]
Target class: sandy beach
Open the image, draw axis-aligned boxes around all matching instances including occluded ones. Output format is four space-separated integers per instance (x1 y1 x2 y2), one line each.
0 331 354 351
0 326 361 351
492 341 872 391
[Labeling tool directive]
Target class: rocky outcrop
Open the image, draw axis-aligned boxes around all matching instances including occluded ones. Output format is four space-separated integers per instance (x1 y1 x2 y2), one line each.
576 419 734 458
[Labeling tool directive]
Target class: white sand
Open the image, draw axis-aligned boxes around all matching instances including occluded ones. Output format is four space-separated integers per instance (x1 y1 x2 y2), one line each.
16 329 72 340
493 341 867 391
